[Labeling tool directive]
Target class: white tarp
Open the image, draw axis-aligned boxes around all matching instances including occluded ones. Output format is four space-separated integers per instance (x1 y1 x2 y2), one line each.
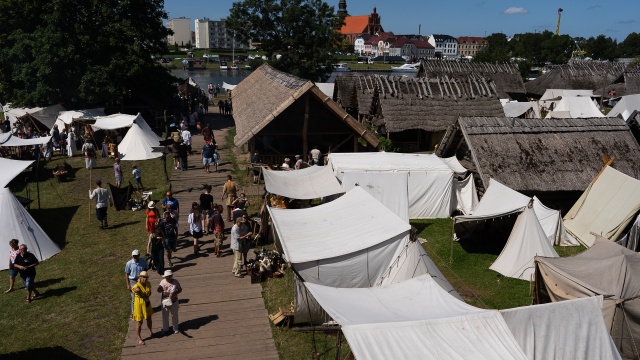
0 188 61 270
55 108 105 129
263 166 344 200
270 187 460 323
442 156 468 176
117 114 161 161
564 165 640 247
453 174 478 215
305 275 527 360
490 206 559 280
0 158 34 188
3 104 65 130
500 296 621 360
540 89 594 102
456 178 530 223
503 101 541 118
328 152 455 219
533 196 579 246
545 96 604 118
222 82 236 91
609 94 640 121
341 172 409 223
269 187 410 263
91 113 137 130
315 83 335 98
0 133 51 147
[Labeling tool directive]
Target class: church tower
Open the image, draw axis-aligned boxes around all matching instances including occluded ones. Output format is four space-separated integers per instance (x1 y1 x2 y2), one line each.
338 0 348 16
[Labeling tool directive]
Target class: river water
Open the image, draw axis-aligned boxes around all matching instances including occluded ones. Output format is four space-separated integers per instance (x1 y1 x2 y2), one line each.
171 69 417 89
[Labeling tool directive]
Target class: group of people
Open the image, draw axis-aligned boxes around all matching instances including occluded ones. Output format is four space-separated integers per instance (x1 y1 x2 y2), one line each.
125 250 182 345
5 239 41 304
280 146 323 170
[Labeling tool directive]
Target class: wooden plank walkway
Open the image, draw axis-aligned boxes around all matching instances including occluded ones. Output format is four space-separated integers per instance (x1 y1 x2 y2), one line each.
121 111 279 360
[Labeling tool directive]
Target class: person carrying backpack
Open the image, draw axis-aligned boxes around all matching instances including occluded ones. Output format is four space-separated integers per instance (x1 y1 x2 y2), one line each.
82 138 97 169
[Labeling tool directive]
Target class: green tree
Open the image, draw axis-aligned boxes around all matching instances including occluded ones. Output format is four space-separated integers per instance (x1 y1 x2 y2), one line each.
618 32 640 58
226 0 343 81
511 31 553 65
541 34 574 64
583 35 618 60
472 33 511 63
0 0 175 108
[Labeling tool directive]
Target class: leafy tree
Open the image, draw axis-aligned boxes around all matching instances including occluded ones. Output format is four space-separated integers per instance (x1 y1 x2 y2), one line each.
226 0 343 81
472 33 511 63
583 35 618 60
0 0 175 109
617 32 640 58
541 34 574 64
511 31 553 65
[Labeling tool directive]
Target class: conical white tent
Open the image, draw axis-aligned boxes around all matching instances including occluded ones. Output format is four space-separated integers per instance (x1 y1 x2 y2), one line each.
0 188 60 270
490 206 559 280
0 158 34 188
117 113 161 161
609 94 640 121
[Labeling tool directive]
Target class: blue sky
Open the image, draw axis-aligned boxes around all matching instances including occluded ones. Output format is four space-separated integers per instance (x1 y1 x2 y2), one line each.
163 0 639 40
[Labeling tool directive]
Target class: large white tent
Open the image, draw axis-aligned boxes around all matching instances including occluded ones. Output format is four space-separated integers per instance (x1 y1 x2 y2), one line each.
502 101 541 118
564 165 640 247
55 108 105 129
609 94 640 121
117 114 161 161
91 113 137 131
341 172 409 222
545 96 604 118
306 275 619 360
539 89 594 110
0 132 52 147
0 158 34 188
3 104 65 130
328 152 457 219
262 166 344 200
269 187 460 323
0 188 60 270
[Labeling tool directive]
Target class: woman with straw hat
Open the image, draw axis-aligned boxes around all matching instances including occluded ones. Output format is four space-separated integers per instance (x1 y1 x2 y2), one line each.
132 271 153 345
145 201 159 234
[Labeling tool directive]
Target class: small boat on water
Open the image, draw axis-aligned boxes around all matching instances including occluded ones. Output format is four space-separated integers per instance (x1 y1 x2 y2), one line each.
220 61 228 70
391 63 420 73
333 63 351 72
230 63 239 70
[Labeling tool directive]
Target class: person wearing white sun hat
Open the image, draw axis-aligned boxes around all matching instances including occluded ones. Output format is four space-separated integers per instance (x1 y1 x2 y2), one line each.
157 270 182 334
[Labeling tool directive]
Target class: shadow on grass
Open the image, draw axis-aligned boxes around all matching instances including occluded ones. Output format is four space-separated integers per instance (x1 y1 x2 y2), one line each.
40 286 78 299
412 222 432 235
37 277 65 288
2 346 87 360
457 216 517 256
109 221 141 229
30 206 80 249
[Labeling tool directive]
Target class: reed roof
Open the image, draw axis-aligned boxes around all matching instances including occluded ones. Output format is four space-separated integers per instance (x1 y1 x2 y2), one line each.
525 62 626 98
440 117 640 192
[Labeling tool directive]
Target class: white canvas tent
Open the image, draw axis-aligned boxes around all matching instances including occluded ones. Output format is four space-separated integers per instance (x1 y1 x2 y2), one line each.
3 104 65 130
304 275 527 360
564 165 640 247
489 206 559 280
533 196 579 246
539 89 594 110
0 132 52 147
222 82 236 91
91 113 137 131
0 158 34 188
268 187 460 323
502 101 541 118
117 114 161 161
328 152 456 219
453 175 479 215
341 172 409 222
609 94 640 121
55 108 105 129
262 166 344 200
545 96 604 118
0 188 61 270
307 275 619 360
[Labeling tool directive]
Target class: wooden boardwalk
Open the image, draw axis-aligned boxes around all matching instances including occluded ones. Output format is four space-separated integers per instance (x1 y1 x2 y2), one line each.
120 112 279 360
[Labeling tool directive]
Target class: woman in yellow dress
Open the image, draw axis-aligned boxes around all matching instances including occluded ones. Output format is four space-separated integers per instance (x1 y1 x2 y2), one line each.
132 271 153 345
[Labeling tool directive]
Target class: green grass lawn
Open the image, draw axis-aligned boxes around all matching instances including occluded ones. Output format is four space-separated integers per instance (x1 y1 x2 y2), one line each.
0 154 171 359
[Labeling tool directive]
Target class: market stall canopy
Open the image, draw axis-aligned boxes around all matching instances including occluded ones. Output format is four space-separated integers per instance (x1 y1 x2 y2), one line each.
305 275 528 360
536 237 640 359
3 104 65 130
0 158 34 188
0 133 51 147
269 186 409 263
262 165 344 200
564 165 640 247
0 188 60 271
91 113 137 130
117 114 161 161
222 82 236 91
55 108 105 129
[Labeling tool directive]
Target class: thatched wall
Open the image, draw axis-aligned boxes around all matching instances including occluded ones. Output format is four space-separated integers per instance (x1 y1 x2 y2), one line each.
418 60 526 100
447 117 640 192
525 62 626 98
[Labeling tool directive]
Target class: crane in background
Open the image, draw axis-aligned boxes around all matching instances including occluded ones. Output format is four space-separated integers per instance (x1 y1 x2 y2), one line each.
555 8 563 36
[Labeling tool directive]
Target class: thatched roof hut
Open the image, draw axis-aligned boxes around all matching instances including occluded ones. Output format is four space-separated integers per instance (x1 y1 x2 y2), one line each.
231 64 378 161
525 62 626 98
437 117 640 195
417 60 526 100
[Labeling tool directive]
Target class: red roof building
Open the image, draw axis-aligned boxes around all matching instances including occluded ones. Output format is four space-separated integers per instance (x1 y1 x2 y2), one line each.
340 7 384 43
457 36 488 58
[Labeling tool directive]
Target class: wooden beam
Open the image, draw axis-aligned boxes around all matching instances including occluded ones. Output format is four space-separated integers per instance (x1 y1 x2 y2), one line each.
255 137 282 155
333 134 354 152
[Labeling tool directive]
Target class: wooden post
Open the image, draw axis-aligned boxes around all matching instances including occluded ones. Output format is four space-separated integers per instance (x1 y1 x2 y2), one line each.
303 94 309 157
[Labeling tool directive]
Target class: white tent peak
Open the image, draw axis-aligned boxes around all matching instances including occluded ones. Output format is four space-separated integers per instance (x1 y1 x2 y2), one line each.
117 113 161 161
0 158 34 188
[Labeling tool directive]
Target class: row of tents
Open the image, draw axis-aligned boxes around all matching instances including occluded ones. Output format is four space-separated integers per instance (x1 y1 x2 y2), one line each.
262 152 640 359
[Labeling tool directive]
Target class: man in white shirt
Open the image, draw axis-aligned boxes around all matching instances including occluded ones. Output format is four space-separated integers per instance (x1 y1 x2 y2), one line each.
281 158 290 169
89 179 113 229
181 128 192 154
231 219 252 278
310 146 322 165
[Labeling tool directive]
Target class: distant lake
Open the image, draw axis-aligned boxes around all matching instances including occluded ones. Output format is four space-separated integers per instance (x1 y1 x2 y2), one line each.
171 69 416 88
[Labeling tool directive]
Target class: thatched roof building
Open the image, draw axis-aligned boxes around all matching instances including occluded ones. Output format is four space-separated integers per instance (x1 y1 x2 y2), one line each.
525 62 626 98
231 64 378 162
417 60 527 100
437 117 640 196
334 73 504 151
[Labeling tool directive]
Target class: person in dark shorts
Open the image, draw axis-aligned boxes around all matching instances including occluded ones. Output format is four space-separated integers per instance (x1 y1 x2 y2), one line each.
12 244 40 304
158 211 178 267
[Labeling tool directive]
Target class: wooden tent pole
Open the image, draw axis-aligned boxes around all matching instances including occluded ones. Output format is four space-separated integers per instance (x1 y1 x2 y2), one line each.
88 167 92 223
591 156 615 185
